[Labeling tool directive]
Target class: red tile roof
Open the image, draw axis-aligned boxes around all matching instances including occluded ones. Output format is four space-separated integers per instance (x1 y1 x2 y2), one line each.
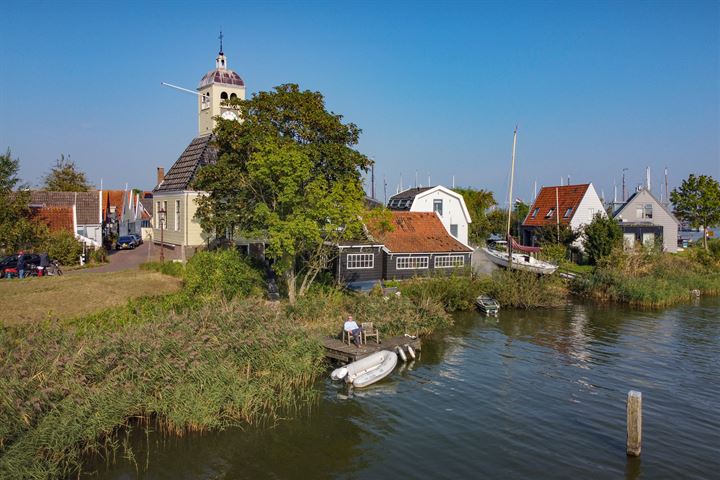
102 190 126 220
30 206 74 233
368 212 472 253
522 184 590 227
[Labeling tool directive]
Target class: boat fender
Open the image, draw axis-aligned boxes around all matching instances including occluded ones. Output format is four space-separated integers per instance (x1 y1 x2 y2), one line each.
331 367 348 381
396 346 407 362
405 345 416 360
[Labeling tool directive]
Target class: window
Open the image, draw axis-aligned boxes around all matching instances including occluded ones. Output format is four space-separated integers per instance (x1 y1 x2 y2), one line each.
389 199 399 208
433 199 443 216
531 208 540 218
230 93 237 99
347 253 374 269
434 255 465 268
163 201 167 228
396 256 429 270
450 224 458 238
623 233 636 249
156 201 161 228
563 207 573 218
642 232 655 247
220 91 228 100
175 200 181 231
545 208 555 219
644 204 653 219
201 93 210 110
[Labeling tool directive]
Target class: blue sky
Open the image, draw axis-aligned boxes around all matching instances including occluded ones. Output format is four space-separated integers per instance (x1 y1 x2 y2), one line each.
1 1 718 206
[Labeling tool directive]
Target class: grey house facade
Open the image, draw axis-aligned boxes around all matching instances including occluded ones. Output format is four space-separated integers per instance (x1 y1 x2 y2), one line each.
613 188 679 252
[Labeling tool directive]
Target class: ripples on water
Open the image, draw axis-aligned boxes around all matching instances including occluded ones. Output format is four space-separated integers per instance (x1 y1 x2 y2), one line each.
94 298 720 480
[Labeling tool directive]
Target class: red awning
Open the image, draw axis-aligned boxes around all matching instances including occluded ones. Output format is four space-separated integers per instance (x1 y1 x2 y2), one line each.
508 235 542 253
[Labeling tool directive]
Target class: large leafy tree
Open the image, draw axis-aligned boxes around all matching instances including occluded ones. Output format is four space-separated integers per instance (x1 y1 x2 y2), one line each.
43 154 90 192
193 84 371 303
454 187 497 245
671 174 720 250
0 149 44 254
583 213 622 265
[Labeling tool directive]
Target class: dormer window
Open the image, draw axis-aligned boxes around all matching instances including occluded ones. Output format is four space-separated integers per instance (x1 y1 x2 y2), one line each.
531 208 539 218
563 207 573 218
545 208 555 219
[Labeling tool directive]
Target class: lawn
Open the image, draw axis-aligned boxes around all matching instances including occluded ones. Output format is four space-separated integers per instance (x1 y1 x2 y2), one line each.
0 270 182 325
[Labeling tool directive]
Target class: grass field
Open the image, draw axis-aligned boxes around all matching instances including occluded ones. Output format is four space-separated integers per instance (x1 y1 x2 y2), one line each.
0 270 182 325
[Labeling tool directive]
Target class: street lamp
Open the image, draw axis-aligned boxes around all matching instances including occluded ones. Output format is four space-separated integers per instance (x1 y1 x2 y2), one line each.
158 207 166 263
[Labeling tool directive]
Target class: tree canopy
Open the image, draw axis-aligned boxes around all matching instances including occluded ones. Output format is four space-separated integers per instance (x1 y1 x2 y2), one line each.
454 187 497 245
583 213 622 265
0 149 45 255
193 84 371 302
43 154 90 192
671 174 720 250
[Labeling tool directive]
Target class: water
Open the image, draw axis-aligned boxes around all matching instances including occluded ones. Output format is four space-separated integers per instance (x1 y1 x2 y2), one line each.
93 298 720 479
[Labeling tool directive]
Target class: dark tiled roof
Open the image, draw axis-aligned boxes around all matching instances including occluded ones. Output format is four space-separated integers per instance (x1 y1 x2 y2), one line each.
155 136 217 192
29 191 100 225
387 187 433 210
522 184 590 227
369 212 472 253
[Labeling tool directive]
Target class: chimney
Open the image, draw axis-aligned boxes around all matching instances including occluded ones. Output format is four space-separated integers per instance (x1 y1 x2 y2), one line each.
156 167 165 186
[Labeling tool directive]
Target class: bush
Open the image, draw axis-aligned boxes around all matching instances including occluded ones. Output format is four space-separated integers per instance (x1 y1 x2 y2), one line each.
140 261 185 278
38 231 83 266
583 213 622 265
88 247 108 264
489 269 567 309
539 243 567 264
398 272 492 312
184 249 265 301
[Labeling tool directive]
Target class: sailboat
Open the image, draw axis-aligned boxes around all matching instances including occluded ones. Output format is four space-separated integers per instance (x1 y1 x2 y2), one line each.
481 127 558 275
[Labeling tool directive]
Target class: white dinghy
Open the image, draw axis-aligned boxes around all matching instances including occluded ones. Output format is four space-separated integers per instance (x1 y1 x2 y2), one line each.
331 350 398 388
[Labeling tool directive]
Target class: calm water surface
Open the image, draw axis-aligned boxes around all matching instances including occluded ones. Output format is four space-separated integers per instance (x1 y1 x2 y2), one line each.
94 298 720 479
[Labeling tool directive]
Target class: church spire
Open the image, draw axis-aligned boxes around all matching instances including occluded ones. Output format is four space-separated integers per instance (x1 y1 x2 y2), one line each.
215 30 227 70
218 30 224 55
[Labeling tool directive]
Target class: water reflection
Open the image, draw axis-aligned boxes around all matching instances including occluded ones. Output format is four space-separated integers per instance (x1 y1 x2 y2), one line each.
92 298 720 480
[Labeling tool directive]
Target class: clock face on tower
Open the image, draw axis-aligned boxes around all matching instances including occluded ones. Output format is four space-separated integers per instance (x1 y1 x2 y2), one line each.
221 110 238 121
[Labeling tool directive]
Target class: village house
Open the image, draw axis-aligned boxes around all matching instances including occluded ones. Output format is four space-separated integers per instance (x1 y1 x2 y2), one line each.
152 45 244 258
387 185 472 246
28 191 103 248
335 211 473 289
612 187 679 252
521 183 606 248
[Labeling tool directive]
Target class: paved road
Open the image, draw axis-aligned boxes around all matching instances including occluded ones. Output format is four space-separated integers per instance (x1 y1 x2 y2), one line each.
70 242 181 274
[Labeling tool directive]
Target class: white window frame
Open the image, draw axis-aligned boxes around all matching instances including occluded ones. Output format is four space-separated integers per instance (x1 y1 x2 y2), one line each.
396 256 429 270
450 224 458 238
545 208 555 219
433 199 443 216
175 200 181 231
346 253 374 270
434 255 465 268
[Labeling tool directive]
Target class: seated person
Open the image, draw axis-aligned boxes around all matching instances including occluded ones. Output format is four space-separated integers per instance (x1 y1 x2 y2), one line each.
343 315 362 347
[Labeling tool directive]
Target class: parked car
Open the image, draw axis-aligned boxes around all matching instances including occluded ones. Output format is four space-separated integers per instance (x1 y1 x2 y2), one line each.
0 253 41 278
130 233 143 245
116 236 138 250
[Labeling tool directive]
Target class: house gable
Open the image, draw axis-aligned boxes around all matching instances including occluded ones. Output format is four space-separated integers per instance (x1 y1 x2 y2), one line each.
613 188 679 252
569 183 607 230
522 184 591 228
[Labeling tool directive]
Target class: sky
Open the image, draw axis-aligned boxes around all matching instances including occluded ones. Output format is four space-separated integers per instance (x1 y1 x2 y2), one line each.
1 0 718 206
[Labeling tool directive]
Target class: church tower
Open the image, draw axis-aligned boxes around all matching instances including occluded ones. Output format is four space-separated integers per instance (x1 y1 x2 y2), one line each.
197 33 245 136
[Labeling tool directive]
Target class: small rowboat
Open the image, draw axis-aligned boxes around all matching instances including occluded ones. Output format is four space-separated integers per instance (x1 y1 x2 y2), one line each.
476 295 500 316
331 350 398 388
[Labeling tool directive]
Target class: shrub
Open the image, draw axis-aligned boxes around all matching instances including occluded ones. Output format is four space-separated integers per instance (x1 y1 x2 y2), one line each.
398 272 492 312
38 231 83 266
184 249 265 301
539 243 567 264
89 247 108 264
583 213 622 265
140 261 185 278
489 269 567 309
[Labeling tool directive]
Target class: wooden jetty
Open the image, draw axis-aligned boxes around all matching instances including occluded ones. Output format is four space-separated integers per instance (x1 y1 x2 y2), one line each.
323 335 421 363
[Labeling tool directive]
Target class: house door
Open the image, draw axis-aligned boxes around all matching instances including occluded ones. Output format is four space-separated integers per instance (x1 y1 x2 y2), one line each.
623 233 636 249
642 232 655 248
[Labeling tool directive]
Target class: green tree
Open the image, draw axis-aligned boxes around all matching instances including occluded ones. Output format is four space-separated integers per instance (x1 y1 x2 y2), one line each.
583 213 622 265
0 149 44 255
43 154 90 192
671 174 720 250
193 84 371 303
534 223 579 247
453 187 497 245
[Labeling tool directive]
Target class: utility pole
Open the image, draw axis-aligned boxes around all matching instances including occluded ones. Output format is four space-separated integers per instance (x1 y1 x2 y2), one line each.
383 175 388 206
665 167 669 205
371 162 375 199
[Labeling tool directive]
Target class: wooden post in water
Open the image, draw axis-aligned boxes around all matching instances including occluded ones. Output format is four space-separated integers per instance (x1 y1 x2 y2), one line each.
626 390 642 456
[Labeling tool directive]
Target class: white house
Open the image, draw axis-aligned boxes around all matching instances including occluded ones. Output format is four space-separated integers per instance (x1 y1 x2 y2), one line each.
521 183 606 248
387 185 473 246
613 187 679 252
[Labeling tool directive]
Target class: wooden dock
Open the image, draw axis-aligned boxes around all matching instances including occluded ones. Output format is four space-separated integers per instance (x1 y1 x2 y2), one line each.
323 335 421 363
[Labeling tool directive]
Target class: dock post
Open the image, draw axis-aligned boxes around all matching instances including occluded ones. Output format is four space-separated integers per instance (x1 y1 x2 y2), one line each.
626 390 642 456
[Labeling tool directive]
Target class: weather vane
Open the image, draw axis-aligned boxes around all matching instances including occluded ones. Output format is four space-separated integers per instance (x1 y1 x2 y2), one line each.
218 30 224 54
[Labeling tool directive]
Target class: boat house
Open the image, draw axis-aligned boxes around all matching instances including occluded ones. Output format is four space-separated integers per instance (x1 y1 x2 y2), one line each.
612 187 679 252
521 183 606 248
335 211 473 289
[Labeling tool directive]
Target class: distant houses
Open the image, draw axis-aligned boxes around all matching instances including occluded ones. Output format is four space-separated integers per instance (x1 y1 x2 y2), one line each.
28 191 103 247
521 183 606 248
612 187 679 252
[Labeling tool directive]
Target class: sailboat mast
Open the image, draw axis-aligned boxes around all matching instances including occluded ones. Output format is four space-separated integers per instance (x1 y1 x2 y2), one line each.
506 127 518 266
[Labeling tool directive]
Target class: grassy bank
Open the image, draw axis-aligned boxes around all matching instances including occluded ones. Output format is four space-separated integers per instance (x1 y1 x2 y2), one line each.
0 251 453 478
571 247 720 308
0 270 182 326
